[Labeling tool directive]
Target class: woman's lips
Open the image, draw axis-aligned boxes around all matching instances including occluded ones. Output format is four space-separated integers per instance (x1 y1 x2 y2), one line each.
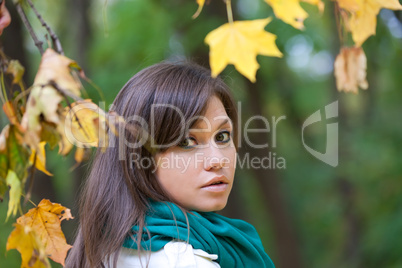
201 183 228 192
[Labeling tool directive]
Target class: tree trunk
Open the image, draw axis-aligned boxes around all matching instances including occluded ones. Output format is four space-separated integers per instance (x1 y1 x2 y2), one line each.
243 79 303 268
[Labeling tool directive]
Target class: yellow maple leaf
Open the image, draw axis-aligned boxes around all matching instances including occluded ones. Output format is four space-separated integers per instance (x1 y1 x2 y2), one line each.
34 48 82 97
334 46 368 93
264 0 324 28
7 223 50 268
29 141 52 176
192 0 205 19
16 199 74 266
264 0 307 29
339 0 402 46
58 100 111 155
205 18 282 82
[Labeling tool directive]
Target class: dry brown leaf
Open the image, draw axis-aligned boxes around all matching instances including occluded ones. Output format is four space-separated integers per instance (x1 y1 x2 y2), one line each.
16 199 73 266
3 101 23 132
20 85 63 151
334 46 368 93
34 48 82 97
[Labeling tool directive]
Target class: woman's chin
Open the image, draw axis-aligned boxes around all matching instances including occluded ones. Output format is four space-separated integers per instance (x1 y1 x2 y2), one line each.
197 199 228 212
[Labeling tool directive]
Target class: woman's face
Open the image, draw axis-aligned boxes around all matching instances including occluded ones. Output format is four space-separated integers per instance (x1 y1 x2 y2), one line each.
155 96 237 212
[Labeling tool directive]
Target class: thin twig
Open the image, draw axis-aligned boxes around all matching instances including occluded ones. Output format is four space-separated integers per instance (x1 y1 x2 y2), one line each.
26 0 64 55
47 81 90 139
0 72 6 103
226 0 234 24
24 153 36 205
334 1 344 46
46 81 81 102
21 193 37 207
15 3 44 54
14 85 33 108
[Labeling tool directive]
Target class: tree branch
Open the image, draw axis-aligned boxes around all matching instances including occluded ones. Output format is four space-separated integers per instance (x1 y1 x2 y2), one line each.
26 0 64 55
15 3 44 54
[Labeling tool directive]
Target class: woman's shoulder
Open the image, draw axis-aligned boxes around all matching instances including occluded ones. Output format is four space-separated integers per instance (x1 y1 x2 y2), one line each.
111 241 221 268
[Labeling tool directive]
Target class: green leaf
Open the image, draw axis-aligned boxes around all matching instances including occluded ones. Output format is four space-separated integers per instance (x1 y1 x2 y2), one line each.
7 126 29 183
6 170 21 220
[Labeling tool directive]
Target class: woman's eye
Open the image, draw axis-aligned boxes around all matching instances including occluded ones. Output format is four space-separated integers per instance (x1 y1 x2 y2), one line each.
215 131 231 143
178 137 197 148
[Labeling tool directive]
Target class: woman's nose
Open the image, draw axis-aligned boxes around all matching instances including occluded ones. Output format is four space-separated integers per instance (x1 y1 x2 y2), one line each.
203 146 226 170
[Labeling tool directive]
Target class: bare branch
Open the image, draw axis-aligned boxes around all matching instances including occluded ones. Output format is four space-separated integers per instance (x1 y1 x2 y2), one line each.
24 153 36 205
15 3 44 54
26 0 64 55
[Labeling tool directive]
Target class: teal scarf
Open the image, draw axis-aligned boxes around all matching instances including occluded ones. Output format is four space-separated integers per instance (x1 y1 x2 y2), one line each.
123 201 275 268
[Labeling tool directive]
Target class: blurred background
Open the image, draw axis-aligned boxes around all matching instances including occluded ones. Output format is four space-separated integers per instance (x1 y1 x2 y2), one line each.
1 0 401 267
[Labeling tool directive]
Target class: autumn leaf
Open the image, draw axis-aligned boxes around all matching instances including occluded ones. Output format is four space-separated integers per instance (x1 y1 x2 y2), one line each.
7 223 50 268
0 125 29 215
205 18 282 82
6 60 25 85
192 0 205 19
339 0 402 47
264 0 323 29
17 199 74 266
264 0 307 29
34 48 82 97
3 101 23 132
334 46 368 93
20 85 63 151
21 48 84 151
6 169 22 220
62 100 103 148
59 99 123 158
29 141 52 176
7 125 29 181
40 121 60 150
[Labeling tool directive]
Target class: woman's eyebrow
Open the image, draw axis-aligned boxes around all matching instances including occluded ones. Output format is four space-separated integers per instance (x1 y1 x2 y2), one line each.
190 117 231 132
216 118 230 129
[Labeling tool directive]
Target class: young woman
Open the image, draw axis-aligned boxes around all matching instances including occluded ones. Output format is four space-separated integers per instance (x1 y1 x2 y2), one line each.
66 62 275 268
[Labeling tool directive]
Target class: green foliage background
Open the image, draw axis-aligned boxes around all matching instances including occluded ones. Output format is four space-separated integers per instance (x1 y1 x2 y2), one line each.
1 0 401 267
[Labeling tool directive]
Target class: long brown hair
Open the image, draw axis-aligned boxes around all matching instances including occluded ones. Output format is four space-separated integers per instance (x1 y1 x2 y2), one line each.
65 61 238 268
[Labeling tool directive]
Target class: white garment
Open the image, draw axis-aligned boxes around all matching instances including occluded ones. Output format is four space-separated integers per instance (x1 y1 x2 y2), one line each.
108 241 221 268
